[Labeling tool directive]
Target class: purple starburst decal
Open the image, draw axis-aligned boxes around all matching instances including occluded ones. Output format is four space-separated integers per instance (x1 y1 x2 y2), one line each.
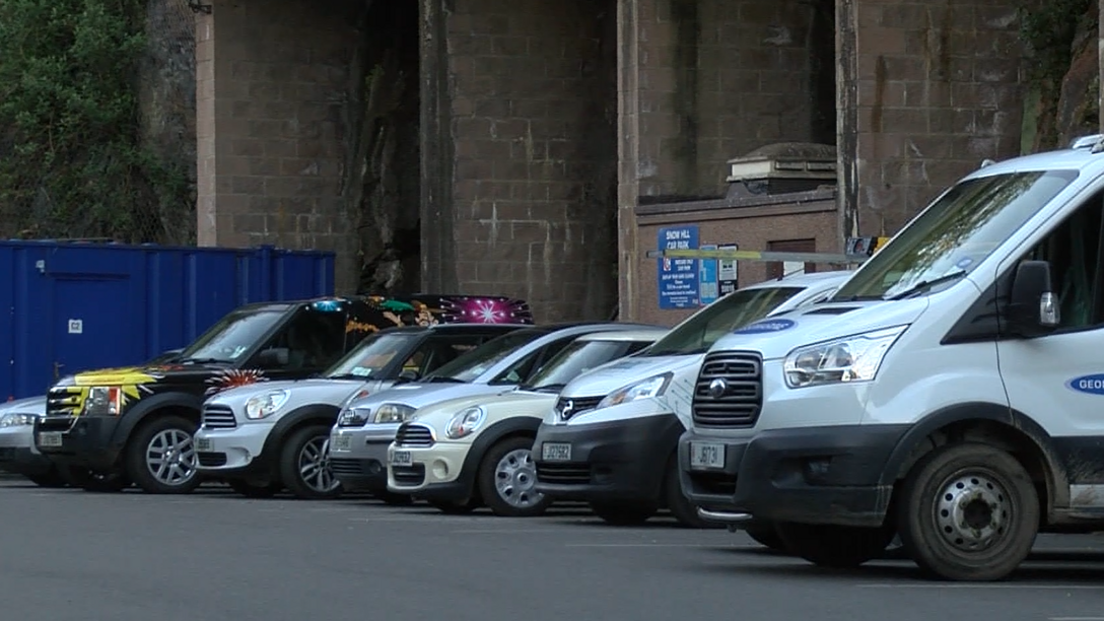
436 296 534 324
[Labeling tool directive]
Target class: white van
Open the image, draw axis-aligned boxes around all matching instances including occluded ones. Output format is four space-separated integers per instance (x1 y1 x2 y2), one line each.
679 136 1104 581
532 271 852 527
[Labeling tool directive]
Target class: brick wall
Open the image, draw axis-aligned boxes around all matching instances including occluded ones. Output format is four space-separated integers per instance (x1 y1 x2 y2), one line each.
196 0 361 292
850 0 1025 236
437 0 619 322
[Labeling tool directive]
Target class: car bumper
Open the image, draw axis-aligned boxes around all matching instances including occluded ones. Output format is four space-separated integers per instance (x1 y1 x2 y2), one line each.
194 423 275 479
678 424 909 528
33 416 121 471
0 425 53 476
532 413 684 502
386 442 472 502
328 425 398 492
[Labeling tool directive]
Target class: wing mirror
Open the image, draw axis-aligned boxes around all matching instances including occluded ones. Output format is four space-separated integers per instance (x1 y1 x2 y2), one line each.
1007 260 1060 335
396 370 420 383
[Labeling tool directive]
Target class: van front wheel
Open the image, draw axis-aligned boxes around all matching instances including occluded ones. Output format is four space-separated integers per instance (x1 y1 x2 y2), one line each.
896 442 1039 582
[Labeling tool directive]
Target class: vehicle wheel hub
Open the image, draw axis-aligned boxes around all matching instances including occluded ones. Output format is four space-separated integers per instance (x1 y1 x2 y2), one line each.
935 472 1011 552
495 448 542 509
299 437 339 493
146 429 197 486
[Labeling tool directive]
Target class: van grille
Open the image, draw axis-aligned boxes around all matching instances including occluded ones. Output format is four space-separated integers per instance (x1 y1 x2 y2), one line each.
555 396 603 422
692 351 762 428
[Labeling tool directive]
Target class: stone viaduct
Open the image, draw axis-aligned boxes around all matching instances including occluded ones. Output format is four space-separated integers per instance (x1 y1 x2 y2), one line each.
190 0 1064 324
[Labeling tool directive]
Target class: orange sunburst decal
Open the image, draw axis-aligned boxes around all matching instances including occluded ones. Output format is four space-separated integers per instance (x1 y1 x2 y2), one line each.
205 369 268 397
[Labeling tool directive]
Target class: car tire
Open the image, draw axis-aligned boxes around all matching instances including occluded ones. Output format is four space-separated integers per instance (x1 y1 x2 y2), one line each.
229 479 282 499
590 501 658 526
126 414 203 495
896 442 1039 582
775 521 896 569
664 458 723 529
477 435 551 518
744 520 787 552
279 425 343 500
58 464 130 493
430 499 478 514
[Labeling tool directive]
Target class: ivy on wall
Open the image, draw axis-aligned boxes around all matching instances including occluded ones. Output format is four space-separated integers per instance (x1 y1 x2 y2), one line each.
0 0 186 241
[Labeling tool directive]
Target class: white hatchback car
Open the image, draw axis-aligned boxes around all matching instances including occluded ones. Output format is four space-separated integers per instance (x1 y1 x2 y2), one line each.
386 328 667 516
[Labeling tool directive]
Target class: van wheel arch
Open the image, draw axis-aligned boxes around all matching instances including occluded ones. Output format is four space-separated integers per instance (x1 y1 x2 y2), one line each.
889 416 1061 525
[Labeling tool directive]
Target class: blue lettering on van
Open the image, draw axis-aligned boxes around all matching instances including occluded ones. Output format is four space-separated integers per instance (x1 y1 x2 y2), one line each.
733 318 796 334
1067 374 1104 395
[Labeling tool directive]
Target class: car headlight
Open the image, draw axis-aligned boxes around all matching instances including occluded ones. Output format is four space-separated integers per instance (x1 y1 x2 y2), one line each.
84 386 123 416
338 407 371 427
596 373 673 410
783 325 908 389
445 406 486 440
244 389 290 420
373 403 415 424
0 413 37 428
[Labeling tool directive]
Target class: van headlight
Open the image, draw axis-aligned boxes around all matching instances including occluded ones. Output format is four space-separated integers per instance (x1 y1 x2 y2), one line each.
445 406 486 439
783 325 907 388
373 404 415 424
244 390 290 420
596 372 673 410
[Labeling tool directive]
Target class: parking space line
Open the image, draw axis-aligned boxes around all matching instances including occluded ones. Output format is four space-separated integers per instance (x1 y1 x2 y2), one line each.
565 543 738 548
1048 617 1104 620
857 584 1104 590
451 529 565 534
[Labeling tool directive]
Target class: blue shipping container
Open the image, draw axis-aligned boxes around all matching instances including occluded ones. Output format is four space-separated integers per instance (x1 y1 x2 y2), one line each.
0 241 335 400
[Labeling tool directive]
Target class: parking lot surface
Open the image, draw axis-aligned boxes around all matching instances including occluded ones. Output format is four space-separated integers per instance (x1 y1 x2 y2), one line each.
0 478 1101 621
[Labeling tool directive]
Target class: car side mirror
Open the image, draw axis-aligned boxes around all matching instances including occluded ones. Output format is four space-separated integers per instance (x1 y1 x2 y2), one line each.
396 370 420 383
1008 260 1060 335
256 347 290 368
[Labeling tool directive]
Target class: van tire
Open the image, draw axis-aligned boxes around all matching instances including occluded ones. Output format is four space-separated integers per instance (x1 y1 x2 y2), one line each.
744 520 786 552
896 442 1039 582
775 522 896 568
664 458 722 529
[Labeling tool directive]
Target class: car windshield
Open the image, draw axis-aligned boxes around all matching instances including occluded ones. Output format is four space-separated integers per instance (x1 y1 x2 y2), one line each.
425 329 547 383
522 339 647 392
324 332 414 379
833 170 1079 301
644 287 804 356
177 308 287 363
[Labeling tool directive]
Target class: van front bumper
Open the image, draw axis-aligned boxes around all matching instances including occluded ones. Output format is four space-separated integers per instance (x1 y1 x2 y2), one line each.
678 424 909 528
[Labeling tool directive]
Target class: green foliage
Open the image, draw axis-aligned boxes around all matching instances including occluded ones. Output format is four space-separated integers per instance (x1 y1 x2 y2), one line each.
0 0 183 241
1018 0 1093 86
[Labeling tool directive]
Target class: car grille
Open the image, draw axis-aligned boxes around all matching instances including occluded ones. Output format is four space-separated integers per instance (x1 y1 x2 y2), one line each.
391 464 425 486
201 405 237 429
536 464 590 485
330 458 367 475
41 387 79 430
555 396 603 422
197 452 227 467
692 351 763 428
394 423 434 448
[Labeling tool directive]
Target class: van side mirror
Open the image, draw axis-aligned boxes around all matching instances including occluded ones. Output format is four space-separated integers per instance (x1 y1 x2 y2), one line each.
1008 260 1060 334
396 370 420 383
257 347 290 368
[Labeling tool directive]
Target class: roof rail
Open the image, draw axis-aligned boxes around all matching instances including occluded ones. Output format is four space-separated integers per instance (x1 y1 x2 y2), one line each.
1070 134 1104 150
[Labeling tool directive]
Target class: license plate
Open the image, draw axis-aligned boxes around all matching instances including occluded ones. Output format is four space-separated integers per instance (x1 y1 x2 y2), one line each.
389 450 412 466
541 442 572 461
690 442 725 470
194 437 213 452
332 435 352 452
38 432 63 448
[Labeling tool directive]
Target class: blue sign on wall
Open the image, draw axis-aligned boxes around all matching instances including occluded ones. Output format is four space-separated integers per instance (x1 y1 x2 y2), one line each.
699 244 718 306
657 225 699 309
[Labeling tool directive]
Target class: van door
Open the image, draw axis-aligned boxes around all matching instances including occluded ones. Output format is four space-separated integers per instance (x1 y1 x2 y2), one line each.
994 188 1104 507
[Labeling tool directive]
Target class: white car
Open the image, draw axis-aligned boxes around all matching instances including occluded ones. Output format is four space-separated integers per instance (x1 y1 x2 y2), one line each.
193 323 524 499
0 396 58 486
385 328 667 517
329 322 658 504
532 271 853 531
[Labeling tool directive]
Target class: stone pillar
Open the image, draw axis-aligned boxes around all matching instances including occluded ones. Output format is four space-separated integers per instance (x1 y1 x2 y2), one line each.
194 0 361 292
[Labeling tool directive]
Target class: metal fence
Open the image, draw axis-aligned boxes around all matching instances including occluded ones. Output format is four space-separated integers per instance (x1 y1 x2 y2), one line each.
0 0 197 245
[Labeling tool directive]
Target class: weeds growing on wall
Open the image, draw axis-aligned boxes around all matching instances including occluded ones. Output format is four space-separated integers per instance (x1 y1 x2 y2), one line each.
0 0 188 242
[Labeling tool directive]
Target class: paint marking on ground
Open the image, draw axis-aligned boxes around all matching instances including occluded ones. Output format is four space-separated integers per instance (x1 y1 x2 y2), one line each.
565 543 739 548
857 583 1104 590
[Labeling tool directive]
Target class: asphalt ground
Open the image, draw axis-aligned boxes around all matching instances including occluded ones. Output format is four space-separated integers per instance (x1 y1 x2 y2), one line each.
1 477 1102 621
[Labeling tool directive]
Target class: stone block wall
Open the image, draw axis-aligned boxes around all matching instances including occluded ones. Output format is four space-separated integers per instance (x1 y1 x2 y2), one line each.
846 0 1026 237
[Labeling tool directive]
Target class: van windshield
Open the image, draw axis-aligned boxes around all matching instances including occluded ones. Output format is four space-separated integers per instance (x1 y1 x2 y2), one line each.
644 287 804 356
833 170 1079 301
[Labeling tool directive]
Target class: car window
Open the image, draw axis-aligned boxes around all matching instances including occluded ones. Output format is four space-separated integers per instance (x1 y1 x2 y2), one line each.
254 307 348 372
427 329 548 383
325 332 416 378
404 334 488 377
490 335 579 385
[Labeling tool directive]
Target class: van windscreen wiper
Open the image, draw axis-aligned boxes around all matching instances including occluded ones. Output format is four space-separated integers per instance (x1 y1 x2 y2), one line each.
887 270 967 301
